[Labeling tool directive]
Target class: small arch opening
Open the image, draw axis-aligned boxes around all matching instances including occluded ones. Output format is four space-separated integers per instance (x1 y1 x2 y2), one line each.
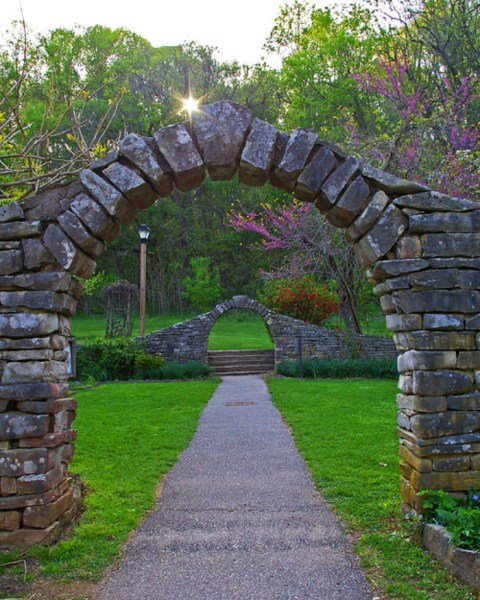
208 308 274 351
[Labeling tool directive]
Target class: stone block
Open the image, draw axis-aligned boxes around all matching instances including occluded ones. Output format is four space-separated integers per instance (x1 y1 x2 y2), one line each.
23 487 73 529
367 258 428 283
397 410 411 430
412 370 474 396
468 315 480 331
80 169 136 226
0 520 61 547
192 100 252 180
0 250 23 275
459 270 480 290
154 123 205 191
373 276 410 296
326 175 370 227
362 165 428 194
410 210 480 233
386 314 422 332
395 235 422 259
457 351 480 369
0 220 42 240
318 156 360 212
295 146 337 203
22 238 55 269
0 312 59 338
380 293 395 314
272 128 318 189
16 464 66 495
103 161 158 210
353 204 408 267
393 290 480 315
399 444 432 472
43 224 96 278
19 429 77 449
398 373 413 394
0 477 16 495
0 448 47 476
239 118 278 186
0 241 20 250
89 149 119 171
409 268 459 290
0 202 24 223
0 271 72 293
58 211 105 258
448 392 480 411
423 523 451 559
0 413 49 440
433 457 470 472
119 133 173 197
0 382 67 401
0 511 21 531
422 233 480 257
411 411 479 439
345 190 390 244
395 190 477 212
397 394 447 413
1 360 67 384
70 192 120 242
0 291 76 316
424 314 464 331
17 398 76 414
397 350 457 372
395 331 476 351
413 469 480 491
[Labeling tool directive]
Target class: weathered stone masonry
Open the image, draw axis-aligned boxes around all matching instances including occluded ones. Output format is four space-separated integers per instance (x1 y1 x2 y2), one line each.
144 295 397 363
1 99 480 546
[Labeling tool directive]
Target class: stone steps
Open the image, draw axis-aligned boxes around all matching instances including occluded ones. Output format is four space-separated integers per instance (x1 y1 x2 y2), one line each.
208 349 274 376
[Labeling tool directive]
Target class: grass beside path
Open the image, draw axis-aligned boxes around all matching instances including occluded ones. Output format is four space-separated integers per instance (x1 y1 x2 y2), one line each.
268 378 475 600
2 380 219 585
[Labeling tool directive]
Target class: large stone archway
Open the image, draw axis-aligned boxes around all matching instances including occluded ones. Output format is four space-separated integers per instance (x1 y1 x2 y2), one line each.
1 100 480 546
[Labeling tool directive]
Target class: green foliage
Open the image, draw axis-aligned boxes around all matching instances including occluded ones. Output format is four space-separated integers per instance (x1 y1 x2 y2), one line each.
76 337 141 381
277 358 398 379
27 381 219 579
182 256 223 313
268 378 475 598
158 361 213 380
264 276 338 326
421 489 480 551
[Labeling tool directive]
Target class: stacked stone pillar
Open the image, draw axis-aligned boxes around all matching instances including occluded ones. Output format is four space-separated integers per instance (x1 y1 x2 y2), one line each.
1 99 479 545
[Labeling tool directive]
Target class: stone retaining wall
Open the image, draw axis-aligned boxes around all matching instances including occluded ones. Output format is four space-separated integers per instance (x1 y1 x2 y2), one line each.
143 295 397 364
1 99 480 546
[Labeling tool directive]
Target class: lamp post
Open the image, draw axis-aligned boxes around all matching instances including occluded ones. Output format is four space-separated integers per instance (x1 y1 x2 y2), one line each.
138 224 150 337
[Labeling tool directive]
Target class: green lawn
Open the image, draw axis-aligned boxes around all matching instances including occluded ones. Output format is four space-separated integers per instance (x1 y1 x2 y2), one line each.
268 378 474 600
5 380 219 582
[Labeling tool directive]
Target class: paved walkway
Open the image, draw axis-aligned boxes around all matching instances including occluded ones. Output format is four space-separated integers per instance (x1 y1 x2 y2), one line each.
99 376 373 600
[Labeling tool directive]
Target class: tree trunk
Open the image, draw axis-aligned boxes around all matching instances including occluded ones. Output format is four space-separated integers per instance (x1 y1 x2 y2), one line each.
337 277 362 334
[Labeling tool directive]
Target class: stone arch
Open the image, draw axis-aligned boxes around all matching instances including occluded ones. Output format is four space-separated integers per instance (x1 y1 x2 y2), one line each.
144 296 276 364
1 100 480 546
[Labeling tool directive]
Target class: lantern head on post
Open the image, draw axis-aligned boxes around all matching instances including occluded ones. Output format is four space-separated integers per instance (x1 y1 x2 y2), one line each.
138 223 150 244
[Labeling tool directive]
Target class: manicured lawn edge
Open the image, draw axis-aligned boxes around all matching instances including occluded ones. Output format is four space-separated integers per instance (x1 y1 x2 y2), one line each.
267 377 475 599
0 380 219 588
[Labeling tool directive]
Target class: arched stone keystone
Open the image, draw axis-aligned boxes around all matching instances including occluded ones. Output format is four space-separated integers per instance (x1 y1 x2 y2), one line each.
1 100 480 546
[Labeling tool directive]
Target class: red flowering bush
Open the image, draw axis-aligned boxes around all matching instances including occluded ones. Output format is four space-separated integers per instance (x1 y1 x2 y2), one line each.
267 277 338 326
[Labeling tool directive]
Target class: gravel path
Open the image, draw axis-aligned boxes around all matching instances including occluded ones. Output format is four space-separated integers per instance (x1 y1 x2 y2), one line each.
99 375 374 600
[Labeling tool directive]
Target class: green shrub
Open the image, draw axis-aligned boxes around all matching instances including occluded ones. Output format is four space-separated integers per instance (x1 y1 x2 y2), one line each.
76 337 142 381
421 489 480 551
159 361 213 380
134 352 165 380
277 358 397 379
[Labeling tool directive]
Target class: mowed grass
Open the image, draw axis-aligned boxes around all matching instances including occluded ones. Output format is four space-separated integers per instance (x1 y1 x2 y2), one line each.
267 378 475 600
25 380 219 580
71 310 274 350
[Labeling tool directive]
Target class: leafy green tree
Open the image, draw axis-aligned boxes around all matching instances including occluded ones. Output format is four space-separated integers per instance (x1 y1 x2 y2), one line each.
182 257 223 313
